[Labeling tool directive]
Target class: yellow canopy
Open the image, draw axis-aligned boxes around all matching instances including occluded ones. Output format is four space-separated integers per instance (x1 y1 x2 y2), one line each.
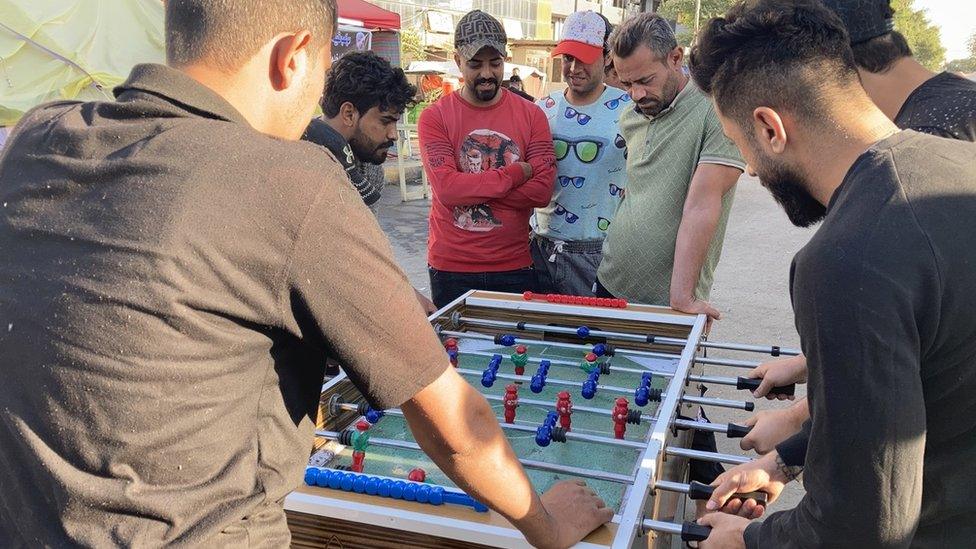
0 0 164 126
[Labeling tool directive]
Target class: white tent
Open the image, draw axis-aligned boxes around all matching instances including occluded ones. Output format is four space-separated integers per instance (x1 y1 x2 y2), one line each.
0 0 164 126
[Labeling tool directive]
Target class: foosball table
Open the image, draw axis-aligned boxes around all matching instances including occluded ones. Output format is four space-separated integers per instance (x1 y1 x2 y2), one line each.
284 290 798 548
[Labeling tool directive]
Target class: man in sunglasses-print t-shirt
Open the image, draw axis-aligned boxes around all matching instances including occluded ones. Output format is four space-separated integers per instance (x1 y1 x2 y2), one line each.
533 10 628 297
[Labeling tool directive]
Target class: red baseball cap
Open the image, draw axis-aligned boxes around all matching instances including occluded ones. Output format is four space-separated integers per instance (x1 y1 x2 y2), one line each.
551 11 609 65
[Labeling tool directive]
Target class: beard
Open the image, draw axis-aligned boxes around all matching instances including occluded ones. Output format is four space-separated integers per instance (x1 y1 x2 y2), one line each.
349 132 394 165
468 77 500 102
636 71 679 117
753 152 826 228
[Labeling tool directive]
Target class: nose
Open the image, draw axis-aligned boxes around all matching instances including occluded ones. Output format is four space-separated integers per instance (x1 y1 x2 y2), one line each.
388 125 398 142
629 86 645 102
746 164 757 177
569 58 578 73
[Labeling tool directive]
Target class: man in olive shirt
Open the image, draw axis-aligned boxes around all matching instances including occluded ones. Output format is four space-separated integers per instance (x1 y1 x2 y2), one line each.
0 1 609 546
596 13 744 320
688 1 976 546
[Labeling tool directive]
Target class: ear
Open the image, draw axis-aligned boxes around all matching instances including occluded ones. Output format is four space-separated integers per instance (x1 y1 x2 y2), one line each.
752 107 788 154
338 101 360 128
670 46 684 69
269 30 314 92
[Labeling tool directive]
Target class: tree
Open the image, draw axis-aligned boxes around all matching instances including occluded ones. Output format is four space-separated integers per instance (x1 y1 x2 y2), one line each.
891 0 945 70
657 0 737 46
944 31 976 73
400 28 427 65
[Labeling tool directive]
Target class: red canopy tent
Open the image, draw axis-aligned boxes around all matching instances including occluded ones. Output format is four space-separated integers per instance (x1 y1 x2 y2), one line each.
337 0 400 31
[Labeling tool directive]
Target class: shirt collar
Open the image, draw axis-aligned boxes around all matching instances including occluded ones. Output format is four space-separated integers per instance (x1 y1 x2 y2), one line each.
113 63 250 126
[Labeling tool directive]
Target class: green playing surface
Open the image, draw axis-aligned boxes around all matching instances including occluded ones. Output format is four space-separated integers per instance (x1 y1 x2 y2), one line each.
327 337 676 511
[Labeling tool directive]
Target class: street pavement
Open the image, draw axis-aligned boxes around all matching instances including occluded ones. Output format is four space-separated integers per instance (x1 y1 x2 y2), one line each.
373 172 815 514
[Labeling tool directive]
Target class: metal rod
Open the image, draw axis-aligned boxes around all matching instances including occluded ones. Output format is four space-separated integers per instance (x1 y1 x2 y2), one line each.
336 401 645 449
654 479 694 495
681 394 754 412
455 316 799 357
456 367 635 396
641 518 686 536
440 329 761 370
482 394 656 423
466 348 763 389
456 367 753 412
665 446 751 465
316 429 636 484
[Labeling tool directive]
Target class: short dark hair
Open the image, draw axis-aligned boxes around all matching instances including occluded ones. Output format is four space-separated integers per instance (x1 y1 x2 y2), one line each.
851 30 913 73
321 52 417 118
689 0 860 126
165 0 337 69
610 13 677 61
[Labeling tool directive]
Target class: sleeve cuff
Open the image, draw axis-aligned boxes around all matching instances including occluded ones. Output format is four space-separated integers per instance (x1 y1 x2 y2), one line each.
503 162 528 187
775 420 811 467
743 521 762 549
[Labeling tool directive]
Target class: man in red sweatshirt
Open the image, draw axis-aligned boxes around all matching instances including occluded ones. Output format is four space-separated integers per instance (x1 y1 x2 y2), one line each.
420 10 557 308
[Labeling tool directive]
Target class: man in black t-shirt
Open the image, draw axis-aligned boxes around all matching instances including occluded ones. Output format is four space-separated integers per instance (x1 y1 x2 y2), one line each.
728 0 976 464
688 1 976 546
824 0 976 140
302 51 416 206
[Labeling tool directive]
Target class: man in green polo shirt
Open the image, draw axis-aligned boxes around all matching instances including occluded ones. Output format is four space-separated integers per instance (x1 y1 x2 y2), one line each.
595 13 745 493
595 13 744 322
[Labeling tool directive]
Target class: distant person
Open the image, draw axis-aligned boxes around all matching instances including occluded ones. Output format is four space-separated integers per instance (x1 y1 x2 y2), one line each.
533 10 626 296
420 10 556 307
302 51 415 207
508 66 524 90
688 1 976 546
604 59 623 89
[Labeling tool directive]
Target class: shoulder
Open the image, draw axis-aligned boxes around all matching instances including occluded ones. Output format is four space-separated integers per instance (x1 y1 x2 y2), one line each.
301 118 345 154
9 100 85 141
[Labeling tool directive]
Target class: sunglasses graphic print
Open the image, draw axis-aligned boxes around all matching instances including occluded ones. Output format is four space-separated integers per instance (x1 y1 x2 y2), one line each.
603 93 632 110
564 107 591 125
553 202 580 224
558 175 586 188
553 138 604 164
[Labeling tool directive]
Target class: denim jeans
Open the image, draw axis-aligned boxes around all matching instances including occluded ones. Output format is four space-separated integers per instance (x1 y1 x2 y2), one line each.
428 266 537 308
530 235 603 297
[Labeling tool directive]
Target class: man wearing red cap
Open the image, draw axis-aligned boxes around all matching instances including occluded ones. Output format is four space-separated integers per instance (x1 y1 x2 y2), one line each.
532 11 628 297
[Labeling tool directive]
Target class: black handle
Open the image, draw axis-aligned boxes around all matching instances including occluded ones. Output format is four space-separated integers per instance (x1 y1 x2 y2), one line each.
726 422 752 439
686 481 769 506
736 377 796 397
681 521 712 542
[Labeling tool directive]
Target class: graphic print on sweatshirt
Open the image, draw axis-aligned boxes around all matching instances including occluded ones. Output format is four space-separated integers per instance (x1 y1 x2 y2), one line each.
453 129 521 232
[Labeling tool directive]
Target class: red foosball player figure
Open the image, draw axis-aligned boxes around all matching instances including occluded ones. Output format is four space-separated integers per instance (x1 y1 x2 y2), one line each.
408 468 427 483
444 337 459 367
503 384 519 424
350 419 371 472
555 391 573 431
612 397 629 440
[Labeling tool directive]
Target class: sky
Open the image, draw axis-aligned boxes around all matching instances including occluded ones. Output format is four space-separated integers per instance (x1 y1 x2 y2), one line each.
915 0 976 61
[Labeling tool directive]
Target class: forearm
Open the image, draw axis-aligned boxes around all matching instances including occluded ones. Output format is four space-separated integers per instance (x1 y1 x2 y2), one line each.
669 201 721 306
402 372 548 535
